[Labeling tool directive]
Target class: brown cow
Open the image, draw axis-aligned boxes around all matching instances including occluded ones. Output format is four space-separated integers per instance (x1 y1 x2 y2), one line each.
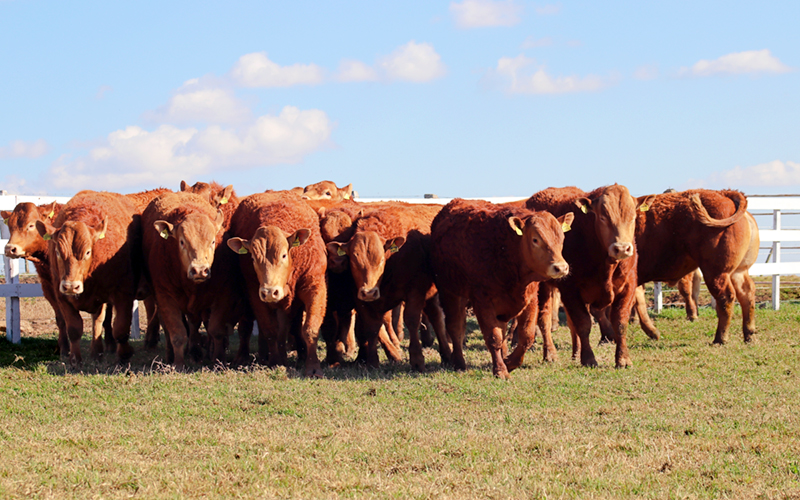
525 184 643 368
431 199 570 378
142 191 247 369
35 191 140 364
300 180 354 201
227 193 327 377
326 203 451 370
633 190 758 344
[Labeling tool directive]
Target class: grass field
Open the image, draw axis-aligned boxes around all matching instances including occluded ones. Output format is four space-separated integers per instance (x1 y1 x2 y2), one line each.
1 302 799 499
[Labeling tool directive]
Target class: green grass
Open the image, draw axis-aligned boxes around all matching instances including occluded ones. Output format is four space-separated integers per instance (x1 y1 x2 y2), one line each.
1 304 799 499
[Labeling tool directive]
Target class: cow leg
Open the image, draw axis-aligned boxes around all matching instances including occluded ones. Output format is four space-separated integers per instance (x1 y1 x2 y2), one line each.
634 285 660 340
158 301 189 370
678 272 699 321
536 283 558 363
551 287 562 331
89 303 107 360
102 301 116 354
404 294 428 372
233 313 255 366
206 311 230 367
705 272 736 344
250 302 276 365
392 304 405 343
731 270 756 342
423 295 451 366
439 289 468 371
55 308 69 357
143 296 160 349
505 298 538 373
561 290 597 367
378 310 403 363
383 311 401 350
592 306 615 344
343 310 358 357
610 289 636 368
474 305 510 379
320 306 341 366
354 308 384 368
58 301 84 365
111 295 134 364
420 312 435 348
184 313 204 363
299 287 326 378
273 308 291 367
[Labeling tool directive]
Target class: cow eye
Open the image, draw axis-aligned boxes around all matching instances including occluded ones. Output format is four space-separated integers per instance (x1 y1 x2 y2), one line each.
532 237 539 245
85 249 91 259
180 238 185 248
282 253 287 260
325 191 331 197
28 223 35 230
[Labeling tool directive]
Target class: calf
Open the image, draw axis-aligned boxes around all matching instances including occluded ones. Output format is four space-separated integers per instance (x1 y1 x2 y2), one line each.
300 180 354 201
35 191 140 364
228 193 328 377
431 199 570 378
525 184 642 368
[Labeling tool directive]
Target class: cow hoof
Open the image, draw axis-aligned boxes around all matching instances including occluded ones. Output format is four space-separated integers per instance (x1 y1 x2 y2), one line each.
616 358 632 369
305 367 323 378
581 357 598 368
117 344 134 364
493 369 511 380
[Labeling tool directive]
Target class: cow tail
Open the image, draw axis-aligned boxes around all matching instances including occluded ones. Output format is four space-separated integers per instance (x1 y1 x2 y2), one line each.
690 191 747 228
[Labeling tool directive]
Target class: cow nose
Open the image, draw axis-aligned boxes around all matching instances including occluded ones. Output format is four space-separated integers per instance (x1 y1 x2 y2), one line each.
60 280 83 295
4 244 22 258
188 265 210 281
549 261 569 279
260 286 284 303
609 242 634 260
358 287 380 302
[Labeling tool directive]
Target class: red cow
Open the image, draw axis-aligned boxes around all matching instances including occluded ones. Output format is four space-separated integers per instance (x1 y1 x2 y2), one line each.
431 199 571 379
142 192 246 369
300 180 354 202
35 191 140 364
524 184 643 368
227 193 328 377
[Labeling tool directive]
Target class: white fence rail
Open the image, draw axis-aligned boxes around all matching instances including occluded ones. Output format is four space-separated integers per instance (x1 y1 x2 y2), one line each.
3 194 799 344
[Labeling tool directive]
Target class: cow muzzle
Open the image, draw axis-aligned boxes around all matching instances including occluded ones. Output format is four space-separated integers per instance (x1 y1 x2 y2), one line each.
548 261 569 279
187 264 211 282
608 242 634 261
259 285 285 303
60 280 84 296
4 244 25 258
358 286 380 302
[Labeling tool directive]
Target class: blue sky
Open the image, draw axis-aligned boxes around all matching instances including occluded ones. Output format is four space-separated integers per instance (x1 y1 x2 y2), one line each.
1 0 798 198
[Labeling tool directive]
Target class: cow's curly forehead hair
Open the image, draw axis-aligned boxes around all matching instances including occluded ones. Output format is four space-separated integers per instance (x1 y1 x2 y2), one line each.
249 226 288 260
53 223 92 258
591 185 636 222
525 212 563 246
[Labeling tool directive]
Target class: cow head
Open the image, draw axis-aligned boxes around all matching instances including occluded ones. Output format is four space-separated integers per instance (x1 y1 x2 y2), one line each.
574 184 638 261
319 210 353 243
180 180 234 208
3 201 58 259
36 217 106 296
227 226 311 304
508 212 571 280
301 181 353 201
327 230 404 302
154 210 224 283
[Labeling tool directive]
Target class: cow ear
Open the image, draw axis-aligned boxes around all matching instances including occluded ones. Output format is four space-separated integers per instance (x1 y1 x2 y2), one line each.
317 207 326 218
327 241 348 257
216 185 234 206
214 210 225 231
575 198 592 214
227 237 251 255
508 216 525 236
39 201 58 220
384 236 405 254
93 217 108 241
35 219 55 240
1 210 11 225
558 212 575 233
637 194 656 213
154 220 174 239
288 228 312 248
340 183 353 200
180 180 189 192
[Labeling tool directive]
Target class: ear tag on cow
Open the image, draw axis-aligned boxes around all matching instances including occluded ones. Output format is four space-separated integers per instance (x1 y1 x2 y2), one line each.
562 222 571 233
219 197 228 205
48 210 54 219
97 233 105 240
237 247 248 255
336 247 346 257
390 243 399 253
580 204 588 214
160 229 169 240
2 218 7 225
639 203 650 212
514 226 523 236
43 233 52 241
292 239 300 248
343 192 350 200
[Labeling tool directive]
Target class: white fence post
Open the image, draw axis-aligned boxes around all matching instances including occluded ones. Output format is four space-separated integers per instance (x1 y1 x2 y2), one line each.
653 282 663 314
772 209 781 311
131 301 140 339
1 204 22 344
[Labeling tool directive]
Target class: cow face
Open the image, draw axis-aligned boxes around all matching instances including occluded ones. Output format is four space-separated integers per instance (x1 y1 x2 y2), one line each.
508 212 570 280
180 180 234 209
319 210 353 243
155 211 224 283
36 218 106 296
336 230 404 302
301 181 353 201
575 184 637 261
3 202 58 259
227 226 311 304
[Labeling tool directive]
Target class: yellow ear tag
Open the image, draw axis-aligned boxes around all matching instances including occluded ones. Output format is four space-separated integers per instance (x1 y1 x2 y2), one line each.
43 233 52 241
48 210 54 219
562 222 571 233
514 226 523 236
639 203 649 212
237 247 248 255
160 229 169 240
97 232 105 240
336 247 346 257
343 192 350 200
219 197 228 205
580 204 588 214
292 239 300 248
2 218 7 225
389 243 399 254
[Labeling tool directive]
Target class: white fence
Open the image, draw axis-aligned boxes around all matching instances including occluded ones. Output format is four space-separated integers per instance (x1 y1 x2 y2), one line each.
2 194 799 344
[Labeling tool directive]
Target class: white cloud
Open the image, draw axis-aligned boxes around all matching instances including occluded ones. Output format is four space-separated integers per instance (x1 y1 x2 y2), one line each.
489 54 611 94
0 139 50 159
680 49 793 77
688 160 800 189
535 4 560 15
145 78 251 125
521 36 552 49
230 52 325 88
634 64 659 81
377 41 446 82
450 0 522 28
95 85 113 100
336 59 379 82
46 106 333 192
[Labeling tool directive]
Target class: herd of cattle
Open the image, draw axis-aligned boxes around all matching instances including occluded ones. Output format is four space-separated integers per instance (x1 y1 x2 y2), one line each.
1 180 759 378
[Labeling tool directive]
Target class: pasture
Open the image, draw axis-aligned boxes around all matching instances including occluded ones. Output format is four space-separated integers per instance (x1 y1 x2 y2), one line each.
1 295 799 499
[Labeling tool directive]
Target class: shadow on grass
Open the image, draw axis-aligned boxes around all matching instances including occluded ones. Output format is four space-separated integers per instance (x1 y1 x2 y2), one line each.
0 337 59 370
